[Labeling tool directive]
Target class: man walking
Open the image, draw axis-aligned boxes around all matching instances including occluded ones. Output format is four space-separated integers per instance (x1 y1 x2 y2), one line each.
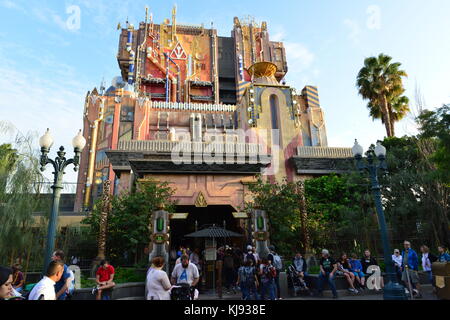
29 261 64 300
402 241 421 298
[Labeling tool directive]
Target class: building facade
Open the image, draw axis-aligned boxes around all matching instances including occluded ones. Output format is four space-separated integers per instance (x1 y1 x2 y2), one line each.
74 7 351 248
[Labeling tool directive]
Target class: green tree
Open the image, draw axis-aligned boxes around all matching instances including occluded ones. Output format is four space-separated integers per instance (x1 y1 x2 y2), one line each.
417 104 450 185
304 173 378 255
246 176 304 256
82 179 176 265
357 53 409 137
0 122 49 270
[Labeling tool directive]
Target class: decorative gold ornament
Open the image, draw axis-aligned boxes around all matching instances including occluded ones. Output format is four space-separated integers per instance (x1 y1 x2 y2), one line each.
195 191 208 207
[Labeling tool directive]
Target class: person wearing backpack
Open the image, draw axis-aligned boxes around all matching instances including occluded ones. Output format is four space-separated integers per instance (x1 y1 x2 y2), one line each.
267 245 282 300
259 258 276 300
237 259 259 300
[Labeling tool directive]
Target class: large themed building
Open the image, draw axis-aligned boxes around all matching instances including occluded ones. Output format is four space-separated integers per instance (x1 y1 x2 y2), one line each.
74 7 352 249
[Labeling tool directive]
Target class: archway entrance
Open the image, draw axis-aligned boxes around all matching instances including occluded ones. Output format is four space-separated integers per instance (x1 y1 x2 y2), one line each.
169 205 246 290
170 205 245 251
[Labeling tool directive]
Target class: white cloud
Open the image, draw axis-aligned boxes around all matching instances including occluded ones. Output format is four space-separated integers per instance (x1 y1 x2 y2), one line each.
1 0 23 11
283 42 316 88
0 43 87 183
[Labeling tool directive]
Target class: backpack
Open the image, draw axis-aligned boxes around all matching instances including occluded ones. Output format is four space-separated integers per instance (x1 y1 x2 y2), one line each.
262 265 276 282
271 254 283 271
240 267 255 285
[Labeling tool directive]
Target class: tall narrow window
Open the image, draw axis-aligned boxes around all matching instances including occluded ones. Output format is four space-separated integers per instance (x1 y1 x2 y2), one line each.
270 94 279 129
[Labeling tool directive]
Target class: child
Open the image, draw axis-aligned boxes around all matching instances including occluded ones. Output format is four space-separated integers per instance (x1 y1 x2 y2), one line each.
350 253 365 290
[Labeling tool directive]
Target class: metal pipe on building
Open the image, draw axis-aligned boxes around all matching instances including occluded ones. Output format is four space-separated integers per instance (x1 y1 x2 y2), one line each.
83 99 105 209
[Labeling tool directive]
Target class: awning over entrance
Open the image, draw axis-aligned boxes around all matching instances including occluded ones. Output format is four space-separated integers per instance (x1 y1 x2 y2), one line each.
185 226 243 238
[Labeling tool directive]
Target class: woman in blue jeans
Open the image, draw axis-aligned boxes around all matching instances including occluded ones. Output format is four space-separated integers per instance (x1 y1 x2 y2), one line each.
237 259 259 300
259 258 276 300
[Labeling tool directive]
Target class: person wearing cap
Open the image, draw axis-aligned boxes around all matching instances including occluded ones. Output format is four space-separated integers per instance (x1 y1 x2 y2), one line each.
0 266 13 300
392 249 403 283
317 249 338 298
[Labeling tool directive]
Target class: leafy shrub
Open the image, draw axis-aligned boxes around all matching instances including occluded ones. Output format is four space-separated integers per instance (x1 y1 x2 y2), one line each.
113 267 145 284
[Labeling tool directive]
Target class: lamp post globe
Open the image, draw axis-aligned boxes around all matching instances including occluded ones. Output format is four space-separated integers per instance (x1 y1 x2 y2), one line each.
374 141 387 158
351 139 364 158
72 130 86 151
39 128 54 150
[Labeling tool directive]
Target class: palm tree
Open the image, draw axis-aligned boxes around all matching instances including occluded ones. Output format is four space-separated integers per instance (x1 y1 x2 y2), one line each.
356 53 408 137
368 94 410 137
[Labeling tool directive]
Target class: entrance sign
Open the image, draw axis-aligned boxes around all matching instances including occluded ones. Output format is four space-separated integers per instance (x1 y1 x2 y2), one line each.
205 248 217 261
232 212 249 218
170 212 189 219
205 238 217 261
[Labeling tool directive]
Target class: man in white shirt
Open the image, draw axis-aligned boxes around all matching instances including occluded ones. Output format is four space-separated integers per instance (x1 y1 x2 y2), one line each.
29 261 64 300
171 255 199 287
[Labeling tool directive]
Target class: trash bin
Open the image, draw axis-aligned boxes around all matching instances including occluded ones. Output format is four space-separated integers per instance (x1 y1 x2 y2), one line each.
432 262 450 300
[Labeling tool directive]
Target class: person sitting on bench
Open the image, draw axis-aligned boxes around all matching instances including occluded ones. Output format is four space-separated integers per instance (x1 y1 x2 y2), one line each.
94 260 116 300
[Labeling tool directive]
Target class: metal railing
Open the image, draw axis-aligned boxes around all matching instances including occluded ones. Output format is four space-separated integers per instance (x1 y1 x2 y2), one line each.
117 140 267 156
150 101 236 112
297 146 353 158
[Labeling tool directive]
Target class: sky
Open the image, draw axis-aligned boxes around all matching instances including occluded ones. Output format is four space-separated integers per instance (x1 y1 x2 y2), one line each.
0 0 449 185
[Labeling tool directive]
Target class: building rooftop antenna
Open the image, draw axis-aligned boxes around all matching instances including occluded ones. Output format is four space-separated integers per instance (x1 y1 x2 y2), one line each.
100 77 106 95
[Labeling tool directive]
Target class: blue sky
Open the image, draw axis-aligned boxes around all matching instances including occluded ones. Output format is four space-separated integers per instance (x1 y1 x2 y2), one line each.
1 0 449 184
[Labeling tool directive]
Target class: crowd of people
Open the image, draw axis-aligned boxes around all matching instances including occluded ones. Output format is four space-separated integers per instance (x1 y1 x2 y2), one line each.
0 243 449 300
314 242 450 299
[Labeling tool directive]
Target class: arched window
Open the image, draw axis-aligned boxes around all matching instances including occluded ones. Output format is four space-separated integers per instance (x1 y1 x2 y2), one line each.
270 94 279 130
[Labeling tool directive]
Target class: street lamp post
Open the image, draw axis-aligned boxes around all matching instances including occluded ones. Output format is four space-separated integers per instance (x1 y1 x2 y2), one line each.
352 139 406 300
39 129 86 274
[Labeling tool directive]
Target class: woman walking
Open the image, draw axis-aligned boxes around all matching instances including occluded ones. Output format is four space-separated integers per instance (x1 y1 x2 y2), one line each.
146 256 172 300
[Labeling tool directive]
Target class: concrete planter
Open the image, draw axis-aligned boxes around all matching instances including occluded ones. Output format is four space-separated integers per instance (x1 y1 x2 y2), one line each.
72 282 145 300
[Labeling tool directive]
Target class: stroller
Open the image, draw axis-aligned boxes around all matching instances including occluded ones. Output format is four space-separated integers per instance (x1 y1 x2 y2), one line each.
171 283 197 300
287 265 309 296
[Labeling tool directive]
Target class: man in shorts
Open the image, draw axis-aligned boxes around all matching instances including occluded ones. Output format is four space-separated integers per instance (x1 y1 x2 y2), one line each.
401 241 421 298
95 260 116 300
